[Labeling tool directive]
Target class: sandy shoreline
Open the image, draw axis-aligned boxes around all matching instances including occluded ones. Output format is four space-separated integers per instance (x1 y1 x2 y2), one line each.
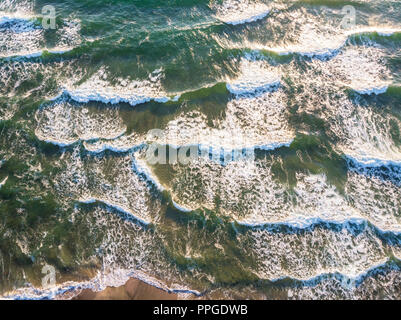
71 277 179 300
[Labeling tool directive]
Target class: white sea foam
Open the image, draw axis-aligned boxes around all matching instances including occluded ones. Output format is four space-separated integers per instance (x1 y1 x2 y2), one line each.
0 15 31 26
235 173 365 227
78 198 151 225
55 148 159 224
348 27 401 37
63 67 171 107
35 98 127 147
160 88 294 150
2 265 201 300
285 44 399 166
0 15 42 58
127 82 295 213
327 48 392 94
275 52 401 232
352 85 389 95
276 26 400 59
0 57 81 98
0 11 80 59
82 127 293 155
248 222 390 281
4 200 398 300
54 77 294 153
288 260 401 299
344 167 401 233
133 154 165 191
330 97 401 167
6 1 401 300
0 21 80 59
278 23 346 58
269 259 392 285
263 26 401 59
285 39 401 173
144 142 401 233
346 155 401 168
214 10 401 60
1 47 75 60
0 176 8 189
83 135 142 153
211 0 270 25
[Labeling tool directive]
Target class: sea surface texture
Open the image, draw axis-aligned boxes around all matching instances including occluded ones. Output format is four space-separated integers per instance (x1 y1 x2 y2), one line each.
0 0 401 299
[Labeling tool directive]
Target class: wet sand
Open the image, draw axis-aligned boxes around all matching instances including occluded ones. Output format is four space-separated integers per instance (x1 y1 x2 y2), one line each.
73 278 178 300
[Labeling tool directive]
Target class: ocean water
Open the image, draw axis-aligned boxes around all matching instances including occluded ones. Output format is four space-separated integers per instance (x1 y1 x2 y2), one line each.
0 0 401 299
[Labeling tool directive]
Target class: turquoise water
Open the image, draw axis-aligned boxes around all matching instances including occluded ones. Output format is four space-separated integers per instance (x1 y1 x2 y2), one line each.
0 0 401 299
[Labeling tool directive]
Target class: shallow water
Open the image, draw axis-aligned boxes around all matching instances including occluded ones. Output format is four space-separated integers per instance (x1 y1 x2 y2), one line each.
0 0 401 299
